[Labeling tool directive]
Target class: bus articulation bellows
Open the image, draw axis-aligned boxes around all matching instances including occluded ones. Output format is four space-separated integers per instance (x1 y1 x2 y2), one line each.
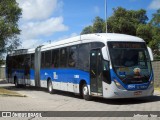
6 33 154 100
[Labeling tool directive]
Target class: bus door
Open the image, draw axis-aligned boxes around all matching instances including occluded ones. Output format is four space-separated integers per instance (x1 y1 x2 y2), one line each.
90 49 103 96
35 47 41 87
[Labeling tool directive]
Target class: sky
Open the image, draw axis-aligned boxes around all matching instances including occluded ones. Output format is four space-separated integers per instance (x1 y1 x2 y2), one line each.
16 0 160 49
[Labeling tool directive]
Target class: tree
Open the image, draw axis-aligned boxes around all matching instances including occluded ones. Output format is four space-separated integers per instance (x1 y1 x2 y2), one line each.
92 16 105 33
81 7 148 36
81 26 93 35
81 7 160 59
136 24 152 44
107 7 148 35
149 34 160 56
0 0 22 64
150 9 160 28
149 9 160 57
81 16 105 34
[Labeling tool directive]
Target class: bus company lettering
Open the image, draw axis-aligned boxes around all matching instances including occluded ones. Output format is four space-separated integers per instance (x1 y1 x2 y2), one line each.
128 85 136 89
53 72 58 79
74 75 79 78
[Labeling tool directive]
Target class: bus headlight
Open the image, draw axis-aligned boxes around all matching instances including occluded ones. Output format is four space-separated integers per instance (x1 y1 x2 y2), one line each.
148 80 154 89
150 80 154 85
149 80 154 87
114 79 125 90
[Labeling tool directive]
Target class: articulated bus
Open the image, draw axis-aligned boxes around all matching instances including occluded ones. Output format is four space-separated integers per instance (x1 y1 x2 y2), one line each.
6 33 154 100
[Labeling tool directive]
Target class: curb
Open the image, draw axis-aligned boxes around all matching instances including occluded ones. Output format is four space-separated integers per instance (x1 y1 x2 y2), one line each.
0 93 27 97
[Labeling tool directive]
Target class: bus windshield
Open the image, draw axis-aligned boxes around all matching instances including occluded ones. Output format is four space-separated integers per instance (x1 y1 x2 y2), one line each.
108 42 152 84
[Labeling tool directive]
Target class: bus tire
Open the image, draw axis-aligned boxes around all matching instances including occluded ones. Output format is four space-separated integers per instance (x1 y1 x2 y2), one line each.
48 80 54 94
82 84 91 101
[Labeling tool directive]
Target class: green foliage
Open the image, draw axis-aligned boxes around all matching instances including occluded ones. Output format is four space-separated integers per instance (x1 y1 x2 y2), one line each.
81 7 148 36
81 17 105 34
149 9 160 57
92 16 105 33
81 7 160 59
0 0 21 65
81 26 93 35
150 9 160 28
149 34 160 56
107 7 148 35
136 24 152 44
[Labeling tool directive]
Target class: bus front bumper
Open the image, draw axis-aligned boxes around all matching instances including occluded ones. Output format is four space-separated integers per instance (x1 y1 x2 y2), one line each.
102 82 154 99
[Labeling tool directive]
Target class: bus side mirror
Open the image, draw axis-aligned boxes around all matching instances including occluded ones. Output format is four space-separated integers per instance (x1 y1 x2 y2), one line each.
101 47 109 61
147 47 154 61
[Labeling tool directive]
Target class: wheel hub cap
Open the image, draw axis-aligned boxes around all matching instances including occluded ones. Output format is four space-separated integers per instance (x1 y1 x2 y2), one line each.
83 86 88 95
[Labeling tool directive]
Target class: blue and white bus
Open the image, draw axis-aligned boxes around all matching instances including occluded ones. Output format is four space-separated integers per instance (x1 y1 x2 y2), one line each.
6 33 154 100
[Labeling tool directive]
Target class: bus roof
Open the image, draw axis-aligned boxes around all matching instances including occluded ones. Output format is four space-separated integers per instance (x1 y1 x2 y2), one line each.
8 33 145 55
8 48 35 56
41 33 144 51
27 48 35 54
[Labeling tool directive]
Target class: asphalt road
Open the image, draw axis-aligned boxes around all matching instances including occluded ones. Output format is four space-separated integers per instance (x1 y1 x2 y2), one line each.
0 82 160 120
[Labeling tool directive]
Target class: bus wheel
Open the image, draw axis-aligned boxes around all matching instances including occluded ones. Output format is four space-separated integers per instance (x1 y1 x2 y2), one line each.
48 80 54 94
82 84 91 101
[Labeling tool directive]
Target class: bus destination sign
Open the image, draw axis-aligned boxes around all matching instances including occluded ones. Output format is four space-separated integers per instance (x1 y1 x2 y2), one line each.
109 42 145 49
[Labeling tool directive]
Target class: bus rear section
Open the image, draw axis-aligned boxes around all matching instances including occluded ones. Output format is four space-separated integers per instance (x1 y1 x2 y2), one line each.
6 49 35 87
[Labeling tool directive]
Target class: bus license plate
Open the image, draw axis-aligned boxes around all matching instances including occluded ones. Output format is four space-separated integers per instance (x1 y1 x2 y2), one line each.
134 91 142 96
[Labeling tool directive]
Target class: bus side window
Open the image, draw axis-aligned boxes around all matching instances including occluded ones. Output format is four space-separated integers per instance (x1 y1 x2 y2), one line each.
78 43 90 71
52 49 59 68
45 50 52 68
68 46 78 68
31 54 34 69
60 48 68 68
41 52 45 68
103 60 111 84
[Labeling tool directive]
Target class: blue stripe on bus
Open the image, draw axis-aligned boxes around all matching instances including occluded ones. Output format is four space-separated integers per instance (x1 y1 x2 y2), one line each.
30 69 35 80
11 68 153 91
11 69 25 79
30 69 90 85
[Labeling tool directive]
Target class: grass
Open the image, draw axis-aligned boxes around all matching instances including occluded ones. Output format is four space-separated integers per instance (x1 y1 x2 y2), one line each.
0 87 26 97
155 87 160 92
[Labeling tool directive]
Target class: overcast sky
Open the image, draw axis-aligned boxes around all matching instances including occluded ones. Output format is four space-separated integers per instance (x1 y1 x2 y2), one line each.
16 0 160 49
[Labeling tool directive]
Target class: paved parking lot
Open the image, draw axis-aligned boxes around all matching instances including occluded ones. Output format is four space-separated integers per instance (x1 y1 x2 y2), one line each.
0 83 160 120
